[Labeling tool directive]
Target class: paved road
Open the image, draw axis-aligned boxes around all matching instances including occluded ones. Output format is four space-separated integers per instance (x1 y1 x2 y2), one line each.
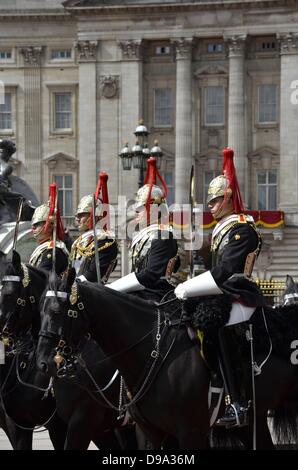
0 428 97 450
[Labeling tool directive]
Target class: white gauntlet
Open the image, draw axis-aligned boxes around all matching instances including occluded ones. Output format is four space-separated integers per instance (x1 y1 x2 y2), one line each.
174 270 222 300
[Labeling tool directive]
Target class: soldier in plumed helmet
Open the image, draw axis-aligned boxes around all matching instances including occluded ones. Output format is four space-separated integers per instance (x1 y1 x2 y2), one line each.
107 157 180 301
29 183 69 275
69 172 118 283
174 147 264 428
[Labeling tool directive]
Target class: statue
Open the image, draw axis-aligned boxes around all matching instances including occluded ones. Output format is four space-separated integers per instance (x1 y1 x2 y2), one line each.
0 140 38 224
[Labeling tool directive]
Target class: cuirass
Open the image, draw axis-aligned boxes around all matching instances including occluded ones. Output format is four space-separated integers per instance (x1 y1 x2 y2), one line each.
130 232 154 273
212 231 230 267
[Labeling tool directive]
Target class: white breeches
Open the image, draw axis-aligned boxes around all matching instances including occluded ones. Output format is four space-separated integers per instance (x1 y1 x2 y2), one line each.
226 302 255 326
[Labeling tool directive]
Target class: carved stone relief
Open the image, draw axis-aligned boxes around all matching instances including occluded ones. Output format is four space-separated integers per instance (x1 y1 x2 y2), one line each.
98 75 119 99
20 46 43 66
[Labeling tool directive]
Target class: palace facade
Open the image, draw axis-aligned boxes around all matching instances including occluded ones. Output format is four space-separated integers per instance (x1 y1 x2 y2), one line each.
1 0 298 283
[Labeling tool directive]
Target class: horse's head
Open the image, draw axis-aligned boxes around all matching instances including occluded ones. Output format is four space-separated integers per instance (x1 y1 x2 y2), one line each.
282 275 298 306
37 267 86 376
0 250 37 339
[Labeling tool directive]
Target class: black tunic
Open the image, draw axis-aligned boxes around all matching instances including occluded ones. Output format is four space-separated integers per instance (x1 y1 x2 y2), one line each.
211 220 264 307
37 248 68 276
133 230 178 300
77 238 118 283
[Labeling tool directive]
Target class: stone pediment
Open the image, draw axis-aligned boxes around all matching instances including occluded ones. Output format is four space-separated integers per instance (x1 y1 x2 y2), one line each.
248 146 279 159
43 152 79 170
194 64 228 77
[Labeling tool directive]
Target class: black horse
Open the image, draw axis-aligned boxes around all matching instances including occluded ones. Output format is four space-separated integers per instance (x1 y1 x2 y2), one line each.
36 268 298 449
0 252 67 449
0 251 136 450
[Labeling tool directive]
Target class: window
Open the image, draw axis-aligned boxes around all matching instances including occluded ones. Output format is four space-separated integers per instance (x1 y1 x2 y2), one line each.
155 46 171 56
161 170 174 207
0 51 12 60
207 43 223 53
54 174 73 217
261 41 275 50
54 92 72 130
204 170 218 206
154 88 172 127
257 170 277 210
205 86 224 125
258 84 277 123
0 93 12 130
51 49 72 60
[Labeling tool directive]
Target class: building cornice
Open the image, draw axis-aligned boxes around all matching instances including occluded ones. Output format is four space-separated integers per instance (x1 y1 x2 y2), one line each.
0 11 71 22
63 0 298 15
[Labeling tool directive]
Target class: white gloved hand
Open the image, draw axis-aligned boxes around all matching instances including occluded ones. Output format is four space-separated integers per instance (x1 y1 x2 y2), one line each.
174 283 188 300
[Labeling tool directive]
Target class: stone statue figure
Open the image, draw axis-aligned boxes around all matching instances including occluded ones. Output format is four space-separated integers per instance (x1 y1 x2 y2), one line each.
0 140 38 224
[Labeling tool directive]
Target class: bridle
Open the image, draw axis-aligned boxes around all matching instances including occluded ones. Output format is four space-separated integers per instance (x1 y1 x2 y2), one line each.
0 263 37 345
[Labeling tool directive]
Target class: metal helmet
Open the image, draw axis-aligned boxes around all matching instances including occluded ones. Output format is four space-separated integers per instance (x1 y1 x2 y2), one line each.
76 194 103 217
31 204 50 225
135 183 167 209
206 147 244 214
206 175 231 205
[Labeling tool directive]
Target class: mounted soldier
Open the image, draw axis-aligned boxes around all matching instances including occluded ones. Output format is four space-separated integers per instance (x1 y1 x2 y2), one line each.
174 147 264 428
29 183 69 276
107 157 181 301
70 172 118 283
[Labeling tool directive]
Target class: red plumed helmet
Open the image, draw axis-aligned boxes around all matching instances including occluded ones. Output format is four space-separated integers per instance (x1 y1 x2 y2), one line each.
44 182 65 241
93 171 110 230
222 147 244 214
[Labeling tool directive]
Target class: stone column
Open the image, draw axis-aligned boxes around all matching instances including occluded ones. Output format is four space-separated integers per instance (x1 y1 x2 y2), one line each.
77 40 98 198
118 40 143 200
117 40 143 275
278 33 298 225
225 35 247 203
20 46 43 199
172 38 193 204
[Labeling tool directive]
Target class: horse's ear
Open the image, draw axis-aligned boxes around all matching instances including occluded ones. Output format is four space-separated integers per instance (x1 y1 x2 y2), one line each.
286 275 295 288
66 268 76 291
12 250 21 268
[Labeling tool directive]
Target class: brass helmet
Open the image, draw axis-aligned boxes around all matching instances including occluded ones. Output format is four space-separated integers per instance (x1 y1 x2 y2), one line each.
135 183 167 209
206 175 231 205
206 147 244 214
31 204 50 226
76 194 103 217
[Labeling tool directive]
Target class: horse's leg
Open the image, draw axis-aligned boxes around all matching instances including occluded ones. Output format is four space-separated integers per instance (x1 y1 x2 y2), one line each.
178 430 209 450
46 414 67 450
63 417 93 450
114 425 138 450
228 414 275 450
0 413 17 448
96 430 123 450
11 428 33 450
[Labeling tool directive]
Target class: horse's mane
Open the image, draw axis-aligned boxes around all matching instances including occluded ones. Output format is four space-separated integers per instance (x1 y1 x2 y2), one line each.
0 259 48 284
79 281 160 318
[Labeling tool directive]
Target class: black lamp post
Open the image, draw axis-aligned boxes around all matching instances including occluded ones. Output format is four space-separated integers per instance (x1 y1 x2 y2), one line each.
119 120 163 188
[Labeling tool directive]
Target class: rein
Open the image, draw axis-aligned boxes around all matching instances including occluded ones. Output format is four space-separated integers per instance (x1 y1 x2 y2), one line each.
1 264 39 341
42 285 183 415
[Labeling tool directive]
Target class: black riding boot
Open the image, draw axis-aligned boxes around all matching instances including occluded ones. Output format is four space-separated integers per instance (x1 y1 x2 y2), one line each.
215 321 252 428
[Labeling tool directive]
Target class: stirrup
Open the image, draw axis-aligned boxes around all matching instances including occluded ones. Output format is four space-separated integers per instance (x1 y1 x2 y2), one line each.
215 403 249 428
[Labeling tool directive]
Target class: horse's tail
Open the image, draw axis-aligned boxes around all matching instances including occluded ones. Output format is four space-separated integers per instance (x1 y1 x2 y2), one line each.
209 428 244 450
271 406 298 448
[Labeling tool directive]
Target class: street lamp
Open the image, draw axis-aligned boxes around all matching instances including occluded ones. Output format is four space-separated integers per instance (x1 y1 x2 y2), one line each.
119 120 163 188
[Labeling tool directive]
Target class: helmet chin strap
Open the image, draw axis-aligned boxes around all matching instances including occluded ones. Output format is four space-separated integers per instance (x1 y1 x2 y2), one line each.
213 198 234 221
34 224 52 244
